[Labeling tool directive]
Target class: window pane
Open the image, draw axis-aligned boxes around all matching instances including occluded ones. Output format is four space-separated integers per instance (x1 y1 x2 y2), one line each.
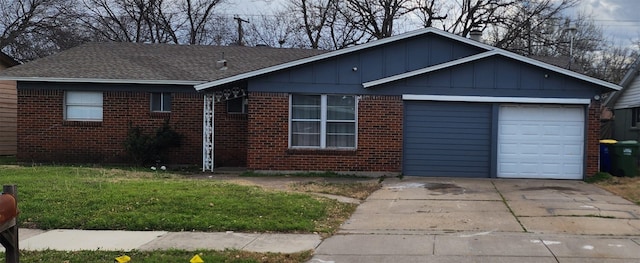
292 121 320 147
227 97 244 113
292 95 320 119
327 135 355 147
327 95 355 120
67 106 103 120
327 122 355 147
292 121 320 134
292 134 321 147
163 93 172 111
292 106 320 119
151 93 162 111
327 95 355 106
292 95 320 106
328 106 355 120
327 122 355 134
67 91 102 105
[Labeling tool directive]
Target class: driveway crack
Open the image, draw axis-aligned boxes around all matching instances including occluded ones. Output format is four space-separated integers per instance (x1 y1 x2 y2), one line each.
491 181 528 232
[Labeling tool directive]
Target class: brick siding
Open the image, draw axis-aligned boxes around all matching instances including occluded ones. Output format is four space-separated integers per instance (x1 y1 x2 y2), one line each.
247 92 402 172
214 101 248 167
17 90 205 165
586 99 601 177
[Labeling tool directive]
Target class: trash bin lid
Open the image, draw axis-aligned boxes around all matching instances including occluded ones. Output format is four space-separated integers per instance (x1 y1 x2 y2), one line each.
618 140 638 144
600 139 618 144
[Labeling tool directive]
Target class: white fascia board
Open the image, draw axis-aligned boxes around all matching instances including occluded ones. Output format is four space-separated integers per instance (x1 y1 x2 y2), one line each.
0 76 202 85
403 94 592 105
362 51 499 88
195 27 493 91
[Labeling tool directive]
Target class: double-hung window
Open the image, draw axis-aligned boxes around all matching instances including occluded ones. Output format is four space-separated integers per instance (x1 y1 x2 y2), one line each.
151 92 171 112
65 91 103 121
290 94 356 148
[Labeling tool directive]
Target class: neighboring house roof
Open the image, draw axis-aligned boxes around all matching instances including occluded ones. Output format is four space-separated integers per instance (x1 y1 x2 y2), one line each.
195 27 621 92
604 55 640 109
0 52 18 68
0 42 326 85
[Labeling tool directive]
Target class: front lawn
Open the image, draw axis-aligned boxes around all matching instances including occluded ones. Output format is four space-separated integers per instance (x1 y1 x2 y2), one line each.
0 165 356 233
591 173 640 205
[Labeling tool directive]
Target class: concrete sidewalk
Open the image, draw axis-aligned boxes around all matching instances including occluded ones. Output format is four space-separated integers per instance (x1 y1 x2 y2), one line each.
13 229 321 253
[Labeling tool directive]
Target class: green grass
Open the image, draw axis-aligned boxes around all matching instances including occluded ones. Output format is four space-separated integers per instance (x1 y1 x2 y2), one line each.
0 165 355 233
7 249 312 263
585 172 614 183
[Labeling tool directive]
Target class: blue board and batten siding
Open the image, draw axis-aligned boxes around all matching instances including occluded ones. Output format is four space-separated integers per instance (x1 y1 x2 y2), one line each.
249 33 486 94
404 101 493 177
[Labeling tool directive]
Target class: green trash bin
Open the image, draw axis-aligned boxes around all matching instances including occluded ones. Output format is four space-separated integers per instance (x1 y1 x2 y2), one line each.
610 140 639 177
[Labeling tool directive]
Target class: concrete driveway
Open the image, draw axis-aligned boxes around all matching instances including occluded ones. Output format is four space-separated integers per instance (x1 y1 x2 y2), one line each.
310 177 640 262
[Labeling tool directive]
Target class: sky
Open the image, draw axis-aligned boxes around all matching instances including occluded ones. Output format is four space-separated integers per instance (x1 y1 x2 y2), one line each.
575 0 640 46
222 0 640 48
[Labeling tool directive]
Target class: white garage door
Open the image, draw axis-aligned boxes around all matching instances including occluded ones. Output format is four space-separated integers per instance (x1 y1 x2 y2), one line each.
497 104 584 179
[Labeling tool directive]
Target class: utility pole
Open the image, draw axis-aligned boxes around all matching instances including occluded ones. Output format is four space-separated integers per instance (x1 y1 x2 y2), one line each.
234 16 249 46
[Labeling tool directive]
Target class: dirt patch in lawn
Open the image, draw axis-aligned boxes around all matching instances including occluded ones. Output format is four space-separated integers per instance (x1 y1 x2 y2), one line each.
595 176 640 205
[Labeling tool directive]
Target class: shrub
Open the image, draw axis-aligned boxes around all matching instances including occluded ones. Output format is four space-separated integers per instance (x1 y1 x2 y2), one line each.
124 121 182 165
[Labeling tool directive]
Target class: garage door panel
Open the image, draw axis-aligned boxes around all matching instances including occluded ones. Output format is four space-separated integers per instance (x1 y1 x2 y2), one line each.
498 104 584 179
404 101 491 177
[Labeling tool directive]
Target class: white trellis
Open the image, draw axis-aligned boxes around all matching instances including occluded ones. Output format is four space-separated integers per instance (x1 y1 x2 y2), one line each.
202 87 247 172
202 93 215 172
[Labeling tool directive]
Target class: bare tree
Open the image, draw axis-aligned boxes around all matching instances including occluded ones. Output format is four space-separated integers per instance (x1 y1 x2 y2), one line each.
244 12 304 48
80 0 224 45
288 0 336 49
489 0 579 55
441 0 513 36
344 0 416 39
179 0 222 44
411 0 447 28
0 0 82 61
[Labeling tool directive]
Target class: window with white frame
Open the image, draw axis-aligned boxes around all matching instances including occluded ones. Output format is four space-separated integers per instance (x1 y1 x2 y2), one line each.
290 94 356 148
151 92 172 112
227 97 248 114
65 91 103 121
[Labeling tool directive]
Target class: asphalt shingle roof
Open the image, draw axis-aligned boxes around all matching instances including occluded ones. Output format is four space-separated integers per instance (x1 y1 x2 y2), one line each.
0 42 327 83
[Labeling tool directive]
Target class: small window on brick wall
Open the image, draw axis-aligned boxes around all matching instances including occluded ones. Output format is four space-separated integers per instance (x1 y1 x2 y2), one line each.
227 97 248 114
151 92 172 112
65 91 103 121
290 94 357 149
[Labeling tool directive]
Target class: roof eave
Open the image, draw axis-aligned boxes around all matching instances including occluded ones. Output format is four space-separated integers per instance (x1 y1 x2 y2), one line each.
0 76 203 86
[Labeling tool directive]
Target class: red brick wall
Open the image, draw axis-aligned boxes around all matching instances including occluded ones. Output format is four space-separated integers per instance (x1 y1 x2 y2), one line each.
586 99 601 177
17 90 204 165
247 92 402 172
214 101 248 167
